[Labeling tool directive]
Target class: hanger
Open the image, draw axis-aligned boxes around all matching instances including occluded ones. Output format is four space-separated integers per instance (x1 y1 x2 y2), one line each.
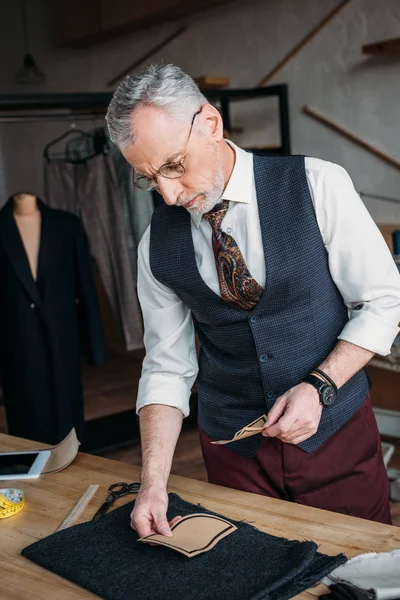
43 124 109 163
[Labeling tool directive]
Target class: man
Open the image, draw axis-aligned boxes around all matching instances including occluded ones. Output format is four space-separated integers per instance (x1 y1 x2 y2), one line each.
106 64 400 537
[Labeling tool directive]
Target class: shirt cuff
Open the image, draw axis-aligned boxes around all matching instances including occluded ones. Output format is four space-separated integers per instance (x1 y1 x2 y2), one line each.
136 372 192 417
338 310 400 356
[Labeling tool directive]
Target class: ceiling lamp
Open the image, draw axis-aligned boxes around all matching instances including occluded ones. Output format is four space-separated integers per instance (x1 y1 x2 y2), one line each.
15 0 45 84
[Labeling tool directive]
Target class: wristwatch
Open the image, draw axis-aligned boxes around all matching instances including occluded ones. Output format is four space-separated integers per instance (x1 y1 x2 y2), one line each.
302 374 336 407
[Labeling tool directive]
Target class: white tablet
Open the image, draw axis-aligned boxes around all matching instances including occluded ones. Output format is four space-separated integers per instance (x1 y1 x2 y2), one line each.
0 449 51 481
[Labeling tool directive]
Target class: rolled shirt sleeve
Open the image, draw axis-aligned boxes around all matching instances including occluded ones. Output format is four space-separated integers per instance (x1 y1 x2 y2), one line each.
310 160 400 356
136 226 198 416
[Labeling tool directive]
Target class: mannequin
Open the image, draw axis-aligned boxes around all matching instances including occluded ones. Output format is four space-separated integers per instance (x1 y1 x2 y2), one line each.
0 193 107 445
13 193 41 281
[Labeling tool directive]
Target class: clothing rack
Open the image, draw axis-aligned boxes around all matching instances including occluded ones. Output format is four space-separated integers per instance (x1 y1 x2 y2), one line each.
0 85 291 154
0 92 112 112
0 113 106 124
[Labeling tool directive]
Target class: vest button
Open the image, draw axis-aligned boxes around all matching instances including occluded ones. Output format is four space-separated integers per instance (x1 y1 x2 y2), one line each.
259 354 268 362
30 303 36 310
250 316 257 324
266 391 274 399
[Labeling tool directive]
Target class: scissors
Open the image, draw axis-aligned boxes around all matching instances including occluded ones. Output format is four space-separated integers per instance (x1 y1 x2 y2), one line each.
92 482 140 522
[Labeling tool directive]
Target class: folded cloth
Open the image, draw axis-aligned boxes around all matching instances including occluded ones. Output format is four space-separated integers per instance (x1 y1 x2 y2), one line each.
319 583 376 600
323 550 400 600
22 493 347 600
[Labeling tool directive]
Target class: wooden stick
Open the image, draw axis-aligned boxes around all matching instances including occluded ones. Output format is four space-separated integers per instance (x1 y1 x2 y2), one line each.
303 105 400 171
362 37 400 55
257 0 352 87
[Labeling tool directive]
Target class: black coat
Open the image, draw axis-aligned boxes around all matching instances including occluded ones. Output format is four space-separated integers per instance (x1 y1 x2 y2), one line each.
0 198 106 444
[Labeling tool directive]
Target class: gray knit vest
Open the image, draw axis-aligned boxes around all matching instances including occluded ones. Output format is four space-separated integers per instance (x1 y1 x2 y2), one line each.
150 155 370 457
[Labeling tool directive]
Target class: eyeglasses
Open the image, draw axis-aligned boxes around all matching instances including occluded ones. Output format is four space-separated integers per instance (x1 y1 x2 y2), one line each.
132 108 202 191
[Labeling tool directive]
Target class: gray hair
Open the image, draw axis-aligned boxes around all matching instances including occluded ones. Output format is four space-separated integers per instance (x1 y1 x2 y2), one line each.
105 64 208 149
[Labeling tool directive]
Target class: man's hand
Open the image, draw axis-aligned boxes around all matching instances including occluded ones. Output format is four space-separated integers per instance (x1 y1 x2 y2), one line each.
262 382 323 445
130 484 182 538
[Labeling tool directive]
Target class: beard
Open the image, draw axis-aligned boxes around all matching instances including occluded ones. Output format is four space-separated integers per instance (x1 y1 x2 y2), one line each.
176 147 225 216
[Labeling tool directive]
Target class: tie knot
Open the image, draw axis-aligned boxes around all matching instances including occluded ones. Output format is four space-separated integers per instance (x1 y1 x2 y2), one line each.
203 200 229 230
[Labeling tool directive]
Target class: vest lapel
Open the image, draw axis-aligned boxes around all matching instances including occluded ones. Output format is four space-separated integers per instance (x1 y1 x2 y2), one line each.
253 154 278 299
253 154 306 306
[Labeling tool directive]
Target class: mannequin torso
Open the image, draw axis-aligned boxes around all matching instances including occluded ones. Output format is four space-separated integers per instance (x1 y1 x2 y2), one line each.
13 193 41 281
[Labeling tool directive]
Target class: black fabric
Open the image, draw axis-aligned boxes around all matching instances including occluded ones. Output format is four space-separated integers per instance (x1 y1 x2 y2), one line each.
149 154 370 456
22 493 347 600
319 583 377 600
0 197 107 444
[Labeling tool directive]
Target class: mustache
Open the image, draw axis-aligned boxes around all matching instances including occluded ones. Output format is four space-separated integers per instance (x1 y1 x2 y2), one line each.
176 192 204 207
176 193 205 207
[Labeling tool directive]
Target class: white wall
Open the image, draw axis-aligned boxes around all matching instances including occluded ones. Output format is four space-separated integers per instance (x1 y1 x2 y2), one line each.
0 0 399 222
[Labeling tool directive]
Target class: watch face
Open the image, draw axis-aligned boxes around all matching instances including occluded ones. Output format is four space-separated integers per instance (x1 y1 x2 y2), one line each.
321 385 336 406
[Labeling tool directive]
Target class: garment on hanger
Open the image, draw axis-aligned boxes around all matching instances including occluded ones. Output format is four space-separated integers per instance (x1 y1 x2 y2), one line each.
43 128 106 163
66 127 153 285
44 127 147 351
0 196 106 445
22 492 347 600
109 138 154 284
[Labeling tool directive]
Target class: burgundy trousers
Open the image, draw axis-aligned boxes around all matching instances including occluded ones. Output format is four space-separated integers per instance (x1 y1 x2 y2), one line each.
199 396 392 524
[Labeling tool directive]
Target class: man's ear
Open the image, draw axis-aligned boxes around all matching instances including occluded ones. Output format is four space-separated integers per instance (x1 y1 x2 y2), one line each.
200 103 224 142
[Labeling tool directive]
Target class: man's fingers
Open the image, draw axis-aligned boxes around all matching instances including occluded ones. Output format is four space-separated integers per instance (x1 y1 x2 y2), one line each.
132 513 172 539
267 406 320 440
264 420 286 438
262 382 323 441
286 424 318 443
278 420 305 440
283 428 308 443
264 411 298 438
282 418 319 443
153 510 173 537
263 397 287 431
169 515 183 528
131 513 154 538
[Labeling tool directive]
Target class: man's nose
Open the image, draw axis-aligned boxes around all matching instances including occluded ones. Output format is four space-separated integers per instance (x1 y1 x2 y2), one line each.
157 177 183 206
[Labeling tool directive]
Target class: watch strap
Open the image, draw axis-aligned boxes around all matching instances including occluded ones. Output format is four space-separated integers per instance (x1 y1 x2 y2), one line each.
311 368 338 391
302 374 327 406
303 373 326 391
303 374 337 407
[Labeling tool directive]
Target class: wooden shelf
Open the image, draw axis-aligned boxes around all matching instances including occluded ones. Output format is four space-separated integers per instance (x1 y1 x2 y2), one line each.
194 76 229 89
362 37 400 55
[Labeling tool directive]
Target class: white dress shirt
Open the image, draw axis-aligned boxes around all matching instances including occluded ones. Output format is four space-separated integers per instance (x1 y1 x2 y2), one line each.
136 142 400 417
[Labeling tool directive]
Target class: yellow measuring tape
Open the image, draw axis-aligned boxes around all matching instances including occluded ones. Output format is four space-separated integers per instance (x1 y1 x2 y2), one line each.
0 489 25 519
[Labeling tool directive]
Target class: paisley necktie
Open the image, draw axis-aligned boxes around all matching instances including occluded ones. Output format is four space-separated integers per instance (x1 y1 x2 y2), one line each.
203 200 263 310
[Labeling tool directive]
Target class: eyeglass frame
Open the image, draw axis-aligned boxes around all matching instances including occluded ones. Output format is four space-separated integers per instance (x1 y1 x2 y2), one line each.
132 108 202 191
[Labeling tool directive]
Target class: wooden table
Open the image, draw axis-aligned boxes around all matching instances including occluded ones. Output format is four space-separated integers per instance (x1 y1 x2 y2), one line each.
1 433 399 600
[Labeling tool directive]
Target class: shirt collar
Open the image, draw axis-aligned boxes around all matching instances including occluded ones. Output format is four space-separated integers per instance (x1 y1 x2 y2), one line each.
190 140 254 228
